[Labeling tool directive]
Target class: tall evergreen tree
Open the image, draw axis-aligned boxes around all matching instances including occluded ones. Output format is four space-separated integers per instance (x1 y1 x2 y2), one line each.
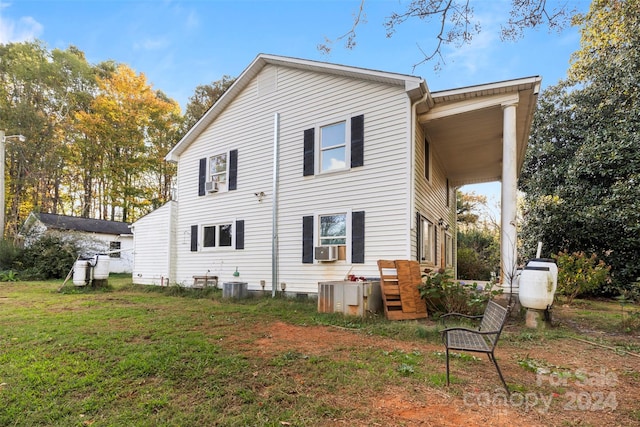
521 0 640 293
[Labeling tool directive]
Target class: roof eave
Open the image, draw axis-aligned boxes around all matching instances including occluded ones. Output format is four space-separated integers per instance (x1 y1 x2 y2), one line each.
165 54 428 162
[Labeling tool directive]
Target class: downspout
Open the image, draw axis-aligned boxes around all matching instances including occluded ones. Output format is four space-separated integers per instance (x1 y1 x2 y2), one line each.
408 88 430 258
272 113 280 297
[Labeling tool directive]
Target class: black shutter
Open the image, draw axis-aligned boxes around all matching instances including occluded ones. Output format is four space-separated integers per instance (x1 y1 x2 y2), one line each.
198 158 207 196
190 225 198 252
351 211 365 263
235 220 244 250
303 128 314 176
302 215 314 263
228 149 238 191
351 114 364 168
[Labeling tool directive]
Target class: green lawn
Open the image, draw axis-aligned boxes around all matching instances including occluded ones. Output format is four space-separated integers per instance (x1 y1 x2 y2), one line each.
0 278 638 426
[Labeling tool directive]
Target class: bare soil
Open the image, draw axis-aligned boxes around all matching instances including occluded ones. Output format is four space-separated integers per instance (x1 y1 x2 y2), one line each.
227 306 640 426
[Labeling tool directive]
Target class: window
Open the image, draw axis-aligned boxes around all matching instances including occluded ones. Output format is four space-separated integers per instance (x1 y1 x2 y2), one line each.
320 121 347 172
203 223 233 248
418 215 435 264
319 213 347 245
303 115 363 176
302 211 365 264
109 241 121 258
445 233 453 267
209 153 227 183
198 150 237 196
320 213 347 261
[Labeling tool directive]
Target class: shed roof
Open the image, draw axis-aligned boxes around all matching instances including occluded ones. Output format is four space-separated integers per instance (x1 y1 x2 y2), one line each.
35 213 132 235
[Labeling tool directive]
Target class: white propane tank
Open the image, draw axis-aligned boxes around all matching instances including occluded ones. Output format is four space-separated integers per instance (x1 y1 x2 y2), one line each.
92 254 110 280
518 258 558 310
73 259 90 286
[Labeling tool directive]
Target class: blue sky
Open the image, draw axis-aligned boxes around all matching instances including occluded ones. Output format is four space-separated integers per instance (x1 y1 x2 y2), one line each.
1 0 590 206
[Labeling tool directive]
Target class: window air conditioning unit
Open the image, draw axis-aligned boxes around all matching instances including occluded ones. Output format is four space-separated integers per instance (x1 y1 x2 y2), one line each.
315 245 338 261
205 181 219 193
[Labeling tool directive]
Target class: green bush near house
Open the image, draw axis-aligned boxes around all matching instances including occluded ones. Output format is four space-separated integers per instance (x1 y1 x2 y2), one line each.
418 268 502 317
553 250 611 304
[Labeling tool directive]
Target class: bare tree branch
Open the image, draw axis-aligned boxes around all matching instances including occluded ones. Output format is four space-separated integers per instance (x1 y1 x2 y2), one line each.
320 0 575 71
318 0 367 54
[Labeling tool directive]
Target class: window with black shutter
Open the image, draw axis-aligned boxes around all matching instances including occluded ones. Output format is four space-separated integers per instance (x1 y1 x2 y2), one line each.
198 158 206 196
351 211 365 263
235 220 244 250
228 149 238 190
302 216 314 263
303 128 315 176
190 225 198 251
350 115 364 168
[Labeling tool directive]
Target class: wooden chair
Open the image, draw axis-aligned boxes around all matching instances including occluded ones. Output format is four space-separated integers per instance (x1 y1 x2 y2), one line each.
440 300 510 394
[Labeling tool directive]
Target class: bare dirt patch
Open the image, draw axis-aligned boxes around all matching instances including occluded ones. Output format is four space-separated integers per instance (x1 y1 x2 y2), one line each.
226 316 640 426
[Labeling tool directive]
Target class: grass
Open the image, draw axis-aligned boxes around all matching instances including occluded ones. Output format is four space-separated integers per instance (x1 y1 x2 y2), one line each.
0 278 445 426
0 277 638 426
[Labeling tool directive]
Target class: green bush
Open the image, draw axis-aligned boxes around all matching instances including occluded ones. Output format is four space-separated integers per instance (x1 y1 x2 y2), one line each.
418 268 502 317
0 239 20 270
553 251 611 304
15 235 80 280
456 229 499 281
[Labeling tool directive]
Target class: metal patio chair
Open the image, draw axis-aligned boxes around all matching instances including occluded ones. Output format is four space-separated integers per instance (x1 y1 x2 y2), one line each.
440 300 511 394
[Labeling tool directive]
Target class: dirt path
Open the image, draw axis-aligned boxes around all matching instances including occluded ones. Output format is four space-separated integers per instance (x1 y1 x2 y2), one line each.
237 319 640 426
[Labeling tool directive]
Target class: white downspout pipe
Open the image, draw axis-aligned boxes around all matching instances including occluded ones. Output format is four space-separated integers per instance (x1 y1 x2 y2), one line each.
408 91 430 258
272 113 280 297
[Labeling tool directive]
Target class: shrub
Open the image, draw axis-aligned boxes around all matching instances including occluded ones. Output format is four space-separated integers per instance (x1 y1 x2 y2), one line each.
553 251 611 304
15 235 80 280
456 229 500 281
0 239 20 270
418 268 502 317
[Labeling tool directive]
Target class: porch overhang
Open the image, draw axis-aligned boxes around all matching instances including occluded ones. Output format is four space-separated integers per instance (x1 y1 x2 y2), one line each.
418 76 542 187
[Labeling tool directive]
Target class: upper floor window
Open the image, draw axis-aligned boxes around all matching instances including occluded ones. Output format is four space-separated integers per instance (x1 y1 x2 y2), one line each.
303 115 363 177
320 121 347 172
209 153 227 183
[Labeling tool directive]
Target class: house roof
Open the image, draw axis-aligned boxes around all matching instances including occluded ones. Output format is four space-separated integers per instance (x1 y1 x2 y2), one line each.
166 53 429 162
165 53 541 188
34 213 132 235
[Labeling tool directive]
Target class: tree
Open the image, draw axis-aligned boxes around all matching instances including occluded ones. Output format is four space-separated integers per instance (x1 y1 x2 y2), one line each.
456 190 499 280
0 41 97 237
74 63 181 222
521 0 640 294
182 76 235 132
319 0 575 70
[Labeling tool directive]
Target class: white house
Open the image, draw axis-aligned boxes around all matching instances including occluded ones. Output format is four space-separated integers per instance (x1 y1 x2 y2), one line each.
21 212 133 274
132 54 540 295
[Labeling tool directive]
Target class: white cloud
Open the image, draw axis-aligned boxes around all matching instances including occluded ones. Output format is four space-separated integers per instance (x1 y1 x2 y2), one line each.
133 37 169 51
0 15 43 43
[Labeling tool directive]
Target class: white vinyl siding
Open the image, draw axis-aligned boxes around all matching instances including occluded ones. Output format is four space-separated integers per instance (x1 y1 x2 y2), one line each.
131 201 175 284
171 64 414 291
414 123 457 271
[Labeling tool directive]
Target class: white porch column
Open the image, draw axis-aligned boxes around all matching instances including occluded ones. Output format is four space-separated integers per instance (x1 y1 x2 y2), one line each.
501 102 518 292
